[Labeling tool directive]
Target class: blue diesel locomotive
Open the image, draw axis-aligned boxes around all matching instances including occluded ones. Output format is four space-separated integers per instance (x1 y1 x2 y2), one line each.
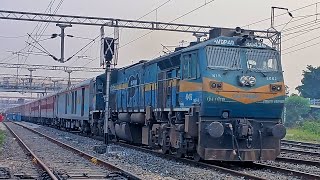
8 27 286 161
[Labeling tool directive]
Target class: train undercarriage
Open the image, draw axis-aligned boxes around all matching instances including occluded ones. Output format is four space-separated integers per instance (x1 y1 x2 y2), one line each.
23 105 286 162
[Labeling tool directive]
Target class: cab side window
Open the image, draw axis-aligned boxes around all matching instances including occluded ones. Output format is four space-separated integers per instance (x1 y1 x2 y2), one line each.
182 52 199 79
182 54 191 79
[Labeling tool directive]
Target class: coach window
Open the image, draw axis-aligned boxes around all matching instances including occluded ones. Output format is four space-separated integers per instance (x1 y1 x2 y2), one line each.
74 91 77 114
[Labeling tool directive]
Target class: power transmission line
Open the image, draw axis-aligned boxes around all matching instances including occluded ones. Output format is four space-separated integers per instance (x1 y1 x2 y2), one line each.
120 0 216 49
20 0 59 65
68 0 175 68
283 40 320 55
243 2 319 28
0 1 55 63
282 34 320 51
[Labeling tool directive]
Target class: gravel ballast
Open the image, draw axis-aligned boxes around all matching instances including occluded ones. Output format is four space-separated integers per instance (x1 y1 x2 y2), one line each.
17 121 310 180
21 122 240 180
0 122 41 179
6 122 111 179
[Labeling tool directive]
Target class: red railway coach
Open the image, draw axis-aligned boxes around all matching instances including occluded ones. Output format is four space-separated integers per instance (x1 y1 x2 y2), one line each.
40 95 55 125
30 100 40 123
0 113 4 122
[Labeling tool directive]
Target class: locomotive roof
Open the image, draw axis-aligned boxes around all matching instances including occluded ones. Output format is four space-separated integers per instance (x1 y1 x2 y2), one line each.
114 35 276 71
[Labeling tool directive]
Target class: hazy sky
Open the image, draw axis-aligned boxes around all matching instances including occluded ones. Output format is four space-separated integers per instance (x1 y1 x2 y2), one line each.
0 0 319 97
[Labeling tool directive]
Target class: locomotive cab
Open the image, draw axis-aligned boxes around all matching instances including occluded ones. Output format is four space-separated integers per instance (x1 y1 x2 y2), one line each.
193 29 286 161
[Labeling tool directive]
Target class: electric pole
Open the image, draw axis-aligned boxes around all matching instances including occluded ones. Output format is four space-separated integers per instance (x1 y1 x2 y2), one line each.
28 68 35 97
65 70 72 88
52 80 60 91
56 23 72 63
8 51 27 86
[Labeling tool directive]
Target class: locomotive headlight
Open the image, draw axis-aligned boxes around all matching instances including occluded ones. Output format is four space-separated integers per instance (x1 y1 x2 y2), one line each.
239 76 256 86
211 82 217 88
270 84 282 92
217 83 222 89
210 82 223 89
239 76 248 86
276 86 282 91
248 76 256 86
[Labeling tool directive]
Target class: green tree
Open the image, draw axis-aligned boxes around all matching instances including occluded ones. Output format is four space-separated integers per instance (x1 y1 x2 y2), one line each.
285 95 310 127
296 65 320 98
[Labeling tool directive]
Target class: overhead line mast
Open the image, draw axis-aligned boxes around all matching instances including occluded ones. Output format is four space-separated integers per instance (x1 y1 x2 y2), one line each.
0 62 103 72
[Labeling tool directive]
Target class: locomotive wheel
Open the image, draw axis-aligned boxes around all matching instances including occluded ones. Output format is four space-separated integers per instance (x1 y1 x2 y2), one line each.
176 149 185 158
193 152 202 162
161 146 169 154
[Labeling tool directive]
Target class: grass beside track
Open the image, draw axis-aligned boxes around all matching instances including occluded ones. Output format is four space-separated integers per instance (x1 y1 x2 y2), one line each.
0 130 5 148
285 121 320 143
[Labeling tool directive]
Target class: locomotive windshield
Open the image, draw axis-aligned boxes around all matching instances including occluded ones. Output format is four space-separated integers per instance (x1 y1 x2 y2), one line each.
206 46 280 72
246 49 279 72
206 46 241 69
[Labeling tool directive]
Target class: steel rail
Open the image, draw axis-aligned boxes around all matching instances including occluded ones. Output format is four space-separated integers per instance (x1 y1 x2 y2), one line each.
282 140 320 150
11 121 142 180
121 141 320 180
281 147 320 156
3 122 58 180
276 157 320 166
254 162 320 179
12 121 266 180
115 142 266 180
18 121 320 180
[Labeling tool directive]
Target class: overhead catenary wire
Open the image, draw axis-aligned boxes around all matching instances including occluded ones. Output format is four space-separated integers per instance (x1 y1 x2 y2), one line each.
83 0 217 68
282 40 320 55
70 0 175 68
282 34 320 51
21 0 61 65
27 34 54 57
0 1 56 63
119 0 216 49
242 2 319 28
32 0 66 85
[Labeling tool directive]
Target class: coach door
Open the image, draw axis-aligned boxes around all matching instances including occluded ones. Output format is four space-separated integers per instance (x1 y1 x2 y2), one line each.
157 72 165 110
81 88 85 116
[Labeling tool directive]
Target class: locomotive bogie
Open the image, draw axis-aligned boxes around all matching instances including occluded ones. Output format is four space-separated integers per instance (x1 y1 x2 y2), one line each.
196 117 284 161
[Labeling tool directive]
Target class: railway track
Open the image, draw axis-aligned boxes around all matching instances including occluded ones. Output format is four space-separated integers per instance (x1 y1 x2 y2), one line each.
116 142 268 180
276 157 320 166
281 147 320 156
10 121 270 180
0 123 43 179
16 121 320 180
282 140 320 150
4 122 141 180
280 140 320 167
118 142 320 180
253 162 320 179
